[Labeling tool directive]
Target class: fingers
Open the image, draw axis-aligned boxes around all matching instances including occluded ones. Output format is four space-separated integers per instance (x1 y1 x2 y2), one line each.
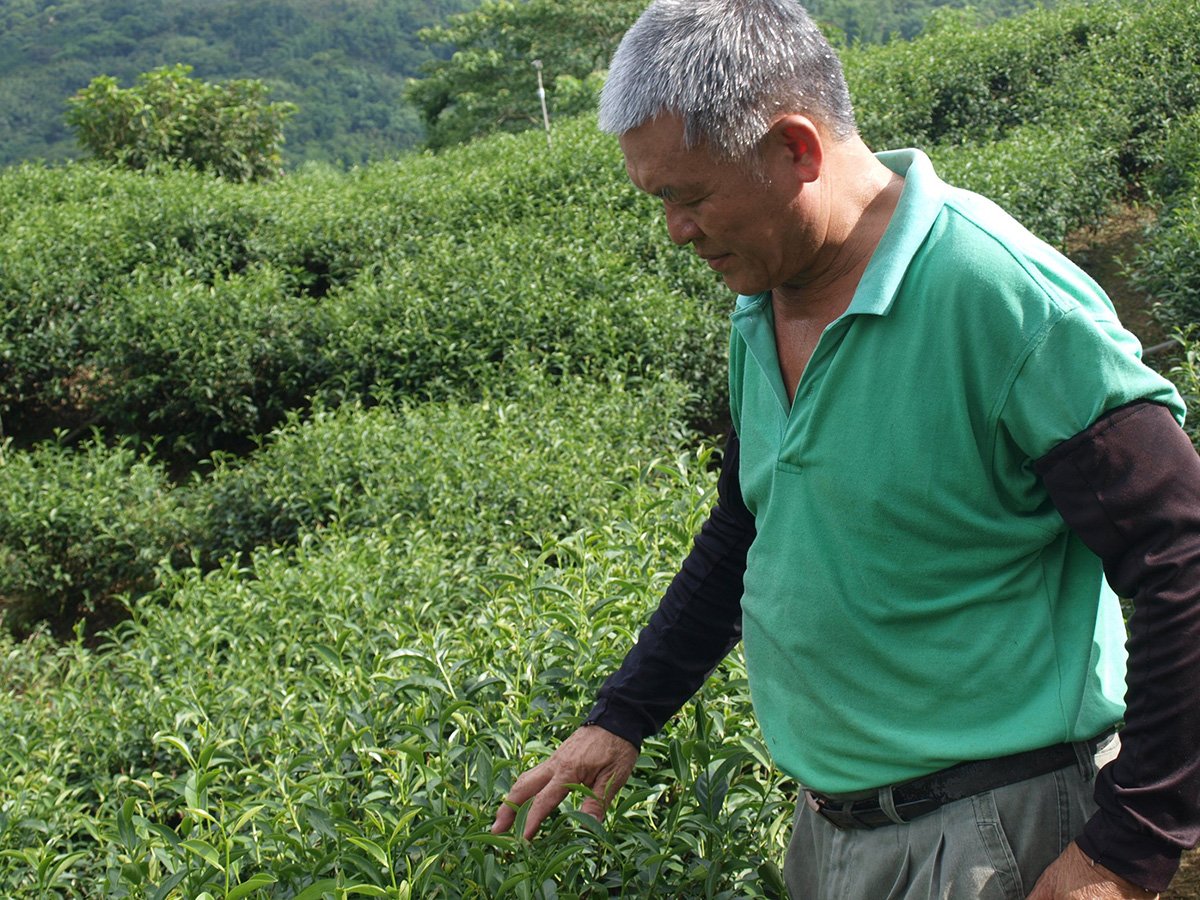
579 760 634 821
521 779 573 840
491 761 555 835
491 757 584 840
490 803 517 836
490 725 639 839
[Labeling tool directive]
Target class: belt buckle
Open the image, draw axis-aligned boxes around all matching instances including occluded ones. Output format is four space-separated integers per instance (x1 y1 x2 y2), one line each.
807 789 939 830
805 790 852 829
806 791 885 830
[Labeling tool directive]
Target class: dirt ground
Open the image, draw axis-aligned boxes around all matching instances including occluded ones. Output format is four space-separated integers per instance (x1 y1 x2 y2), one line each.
1166 852 1200 899
1068 209 1198 899
1066 204 1168 349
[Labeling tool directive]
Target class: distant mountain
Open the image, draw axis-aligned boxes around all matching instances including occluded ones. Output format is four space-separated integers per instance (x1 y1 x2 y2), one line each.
804 0 1053 44
0 0 480 168
0 0 1055 169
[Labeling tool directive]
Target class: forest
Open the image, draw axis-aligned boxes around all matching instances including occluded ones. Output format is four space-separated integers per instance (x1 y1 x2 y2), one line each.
0 0 480 167
1 0 1199 896
0 0 1052 167
801 0 1052 42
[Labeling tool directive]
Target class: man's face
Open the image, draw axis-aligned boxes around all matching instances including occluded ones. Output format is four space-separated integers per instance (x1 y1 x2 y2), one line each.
620 115 812 296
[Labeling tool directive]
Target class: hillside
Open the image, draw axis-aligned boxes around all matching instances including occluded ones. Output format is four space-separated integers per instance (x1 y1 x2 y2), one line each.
2 0 1055 168
0 0 481 167
0 0 1198 895
804 0 1052 43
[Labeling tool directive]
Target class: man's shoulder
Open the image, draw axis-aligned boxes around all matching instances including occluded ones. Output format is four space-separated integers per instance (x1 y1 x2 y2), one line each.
913 188 1115 327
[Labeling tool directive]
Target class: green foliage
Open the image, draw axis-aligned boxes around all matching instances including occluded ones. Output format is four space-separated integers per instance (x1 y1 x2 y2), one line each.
845 0 1200 245
65 64 295 181
406 0 644 150
845 2 1112 151
1165 331 1200 450
805 0 1052 45
194 372 693 561
1129 113 1200 331
1143 111 1200 207
0 0 481 169
1074 0 1200 179
1135 198 1200 331
930 123 1121 246
86 264 331 455
0 434 188 635
0 163 274 430
0 440 794 897
0 118 729 453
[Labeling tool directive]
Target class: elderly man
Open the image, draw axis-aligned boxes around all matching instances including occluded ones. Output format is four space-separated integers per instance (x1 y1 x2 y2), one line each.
491 1 1200 897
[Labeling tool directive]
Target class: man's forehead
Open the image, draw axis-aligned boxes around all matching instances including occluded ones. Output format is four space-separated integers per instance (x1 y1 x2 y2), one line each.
622 156 703 201
620 118 716 198
619 113 690 155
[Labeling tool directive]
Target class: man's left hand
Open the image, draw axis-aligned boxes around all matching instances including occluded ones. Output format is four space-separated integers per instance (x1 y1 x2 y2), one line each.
1026 842 1159 899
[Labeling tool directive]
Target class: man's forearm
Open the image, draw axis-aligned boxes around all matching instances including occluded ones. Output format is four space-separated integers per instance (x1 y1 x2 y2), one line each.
1035 400 1200 891
586 433 755 745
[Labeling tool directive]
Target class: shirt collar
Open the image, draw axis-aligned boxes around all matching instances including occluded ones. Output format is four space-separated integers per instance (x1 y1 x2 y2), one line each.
734 148 948 320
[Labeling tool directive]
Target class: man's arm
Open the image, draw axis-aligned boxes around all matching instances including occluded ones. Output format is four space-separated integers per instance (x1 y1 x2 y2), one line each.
585 431 755 744
1033 400 1200 893
492 433 755 838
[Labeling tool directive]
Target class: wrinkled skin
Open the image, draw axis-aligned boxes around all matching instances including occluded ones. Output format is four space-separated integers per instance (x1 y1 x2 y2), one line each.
491 725 639 840
1027 842 1159 900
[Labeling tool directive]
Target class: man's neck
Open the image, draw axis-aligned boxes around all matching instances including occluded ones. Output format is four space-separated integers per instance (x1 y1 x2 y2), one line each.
774 142 903 324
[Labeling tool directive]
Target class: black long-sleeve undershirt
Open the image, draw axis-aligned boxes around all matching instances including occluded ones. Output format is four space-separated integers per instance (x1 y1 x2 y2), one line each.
585 432 754 744
587 402 1200 891
1035 400 1200 891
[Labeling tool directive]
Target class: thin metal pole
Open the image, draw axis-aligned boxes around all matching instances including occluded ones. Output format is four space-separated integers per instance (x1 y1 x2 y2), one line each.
533 59 551 148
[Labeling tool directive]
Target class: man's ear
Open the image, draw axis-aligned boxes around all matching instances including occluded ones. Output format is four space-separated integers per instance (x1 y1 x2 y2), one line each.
769 115 822 183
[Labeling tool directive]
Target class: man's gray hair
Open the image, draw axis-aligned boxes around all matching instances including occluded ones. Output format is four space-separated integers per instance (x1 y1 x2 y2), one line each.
599 0 856 163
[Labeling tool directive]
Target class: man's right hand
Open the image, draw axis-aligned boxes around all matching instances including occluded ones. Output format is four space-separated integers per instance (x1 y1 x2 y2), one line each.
491 724 639 840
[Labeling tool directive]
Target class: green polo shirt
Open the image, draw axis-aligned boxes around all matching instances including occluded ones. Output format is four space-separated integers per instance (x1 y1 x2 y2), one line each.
730 149 1184 793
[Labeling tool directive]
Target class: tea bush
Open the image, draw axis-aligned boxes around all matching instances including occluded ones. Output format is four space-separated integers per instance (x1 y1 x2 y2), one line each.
845 2 1111 151
0 447 794 898
1163 332 1200 450
847 0 1200 235
195 372 695 562
1136 199 1200 333
1071 0 1200 179
316 225 726 416
1128 112 1200 332
1143 111 1200 208
0 165 269 424
0 434 189 635
930 122 1122 246
85 264 333 455
0 118 729 450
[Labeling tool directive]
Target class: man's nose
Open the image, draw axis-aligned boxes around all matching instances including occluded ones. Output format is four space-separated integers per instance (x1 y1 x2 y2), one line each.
664 205 700 246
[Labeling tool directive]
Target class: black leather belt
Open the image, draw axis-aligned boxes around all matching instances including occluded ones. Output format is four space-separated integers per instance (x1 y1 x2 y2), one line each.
806 728 1117 830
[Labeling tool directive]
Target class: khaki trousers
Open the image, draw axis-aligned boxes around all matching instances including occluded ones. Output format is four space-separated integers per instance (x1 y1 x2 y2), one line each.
783 734 1121 900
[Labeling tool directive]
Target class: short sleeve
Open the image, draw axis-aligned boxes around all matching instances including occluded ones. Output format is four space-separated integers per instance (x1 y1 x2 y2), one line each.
998 307 1184 461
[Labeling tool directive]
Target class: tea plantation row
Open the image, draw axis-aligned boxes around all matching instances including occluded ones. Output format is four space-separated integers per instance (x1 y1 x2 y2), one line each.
2 401 794 897
1 0 1199 895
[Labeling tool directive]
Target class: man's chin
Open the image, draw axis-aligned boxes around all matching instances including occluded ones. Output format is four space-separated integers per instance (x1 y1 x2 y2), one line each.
721 273 769 296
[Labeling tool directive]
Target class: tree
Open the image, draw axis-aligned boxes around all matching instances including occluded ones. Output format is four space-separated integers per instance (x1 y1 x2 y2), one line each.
65 64 296 181
405 0 643 150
